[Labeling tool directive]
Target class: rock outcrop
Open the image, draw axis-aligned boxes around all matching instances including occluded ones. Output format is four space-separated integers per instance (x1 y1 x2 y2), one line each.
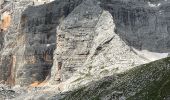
100 0 170 53
0 0 83 86
0 84 17 100
50 0 148 87
1 0 170 99
50 0 104 84
59 57 170 100
13 56 170 100
0 0 170 86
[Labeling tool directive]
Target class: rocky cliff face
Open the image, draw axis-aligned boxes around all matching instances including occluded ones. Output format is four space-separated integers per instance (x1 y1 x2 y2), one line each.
50 0 148 88
0 0 83 86
101 0 170 53
51 0 170 88
1 0 170 99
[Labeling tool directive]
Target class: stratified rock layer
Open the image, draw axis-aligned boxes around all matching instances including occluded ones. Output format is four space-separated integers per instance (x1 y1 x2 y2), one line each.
0 0 170 90
50 0 103 83
1 0 170 100
0 0 83 86
50 0 149 85
100 0 170 53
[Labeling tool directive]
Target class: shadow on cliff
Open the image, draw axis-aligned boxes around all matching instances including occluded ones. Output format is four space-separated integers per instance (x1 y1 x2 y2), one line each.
99 0 170 53
16 0 170 85
18 0 83 85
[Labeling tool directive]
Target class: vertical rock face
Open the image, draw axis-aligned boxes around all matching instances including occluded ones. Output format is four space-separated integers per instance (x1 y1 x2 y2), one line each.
99 0 170 53
50 0 103 83
14 0 83 86
0 0 170 88
1 0 170 99
50 0 148 86
0 0 83 86
0 0 17 85
49 0 170 88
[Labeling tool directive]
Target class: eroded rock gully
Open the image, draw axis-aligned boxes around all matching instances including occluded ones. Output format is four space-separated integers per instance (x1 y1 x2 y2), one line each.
0 0 170 99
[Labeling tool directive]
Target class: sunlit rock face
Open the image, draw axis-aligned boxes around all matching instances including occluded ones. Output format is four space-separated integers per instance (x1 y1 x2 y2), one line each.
0 11 11 31
59 57 170 100
32 0 54 5
1 0 170 99
50 0 170 88
0 0 83 86
50 0 103 84
0 0 170 88
50 0 147 85
0 0 4 7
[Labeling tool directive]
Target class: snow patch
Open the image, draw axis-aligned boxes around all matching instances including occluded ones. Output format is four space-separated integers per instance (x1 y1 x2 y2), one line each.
148 2 161 7
132 48 168 61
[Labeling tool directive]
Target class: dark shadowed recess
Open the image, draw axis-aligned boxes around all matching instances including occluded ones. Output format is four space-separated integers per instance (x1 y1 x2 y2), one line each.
0 31 4 51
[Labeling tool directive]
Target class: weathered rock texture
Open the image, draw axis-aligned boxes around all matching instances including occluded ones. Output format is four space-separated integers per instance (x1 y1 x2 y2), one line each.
13 56 170 100
0 84 17 100
1 0 170 99
100 0 170 53
50 0 104 83
1 0 170 98
49 0 170 95
0 0 83 86
58 57 170 100
0 0 4 6
0 11 11 31
50 0 148 86
0 0 169 86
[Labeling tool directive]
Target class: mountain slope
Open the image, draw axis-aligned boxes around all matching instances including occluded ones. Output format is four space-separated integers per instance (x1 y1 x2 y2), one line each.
1 0 170 100
58 57 170 100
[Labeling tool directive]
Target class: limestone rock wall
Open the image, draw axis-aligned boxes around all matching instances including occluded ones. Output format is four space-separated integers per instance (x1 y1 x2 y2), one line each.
0 0 170 88
0 0 170 99
0 0 83 86
100 0 170 53
14 0 83 86
50 0 148 86
50 0 170 89
50 0 103 83
0 0 4 6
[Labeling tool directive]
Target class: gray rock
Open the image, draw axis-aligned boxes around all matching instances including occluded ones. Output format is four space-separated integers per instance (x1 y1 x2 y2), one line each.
1 0 170 99
0 0 84 86
56 57 170 100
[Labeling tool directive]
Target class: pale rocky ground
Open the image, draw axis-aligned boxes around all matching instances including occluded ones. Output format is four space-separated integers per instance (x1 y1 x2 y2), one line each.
1 0 170 100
